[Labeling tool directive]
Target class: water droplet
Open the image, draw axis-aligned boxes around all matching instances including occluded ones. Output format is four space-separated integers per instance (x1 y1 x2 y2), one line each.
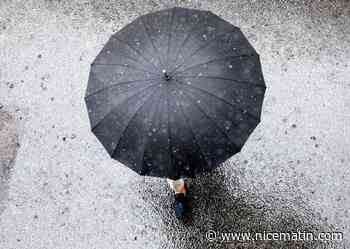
207 26 215 32
228 64 233 69
197 100 201 104
224 120 231 130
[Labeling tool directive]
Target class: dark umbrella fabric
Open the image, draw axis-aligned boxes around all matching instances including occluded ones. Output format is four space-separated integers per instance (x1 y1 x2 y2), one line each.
85 7 266 179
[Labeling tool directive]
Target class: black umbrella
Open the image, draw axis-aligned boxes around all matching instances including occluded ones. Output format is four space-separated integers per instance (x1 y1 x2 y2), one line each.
85 7 266 179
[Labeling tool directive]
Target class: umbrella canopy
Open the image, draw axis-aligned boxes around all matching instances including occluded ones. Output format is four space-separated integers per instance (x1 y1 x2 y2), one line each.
85 7 266 179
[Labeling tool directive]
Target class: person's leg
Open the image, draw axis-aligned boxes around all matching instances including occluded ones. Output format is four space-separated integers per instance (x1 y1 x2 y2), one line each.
167 178 188 219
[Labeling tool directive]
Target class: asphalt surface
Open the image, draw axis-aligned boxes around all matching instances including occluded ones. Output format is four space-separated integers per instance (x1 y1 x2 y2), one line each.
0 1 349 248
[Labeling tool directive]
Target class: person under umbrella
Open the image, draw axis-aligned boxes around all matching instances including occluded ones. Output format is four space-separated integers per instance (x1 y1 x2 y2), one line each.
167 178 188 218
85 7 266 219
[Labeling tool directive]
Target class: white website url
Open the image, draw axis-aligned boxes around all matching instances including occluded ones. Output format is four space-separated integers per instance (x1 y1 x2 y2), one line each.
206 230 343 242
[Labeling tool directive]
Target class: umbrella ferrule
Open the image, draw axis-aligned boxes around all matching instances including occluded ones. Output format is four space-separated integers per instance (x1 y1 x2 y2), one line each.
162 70 172 81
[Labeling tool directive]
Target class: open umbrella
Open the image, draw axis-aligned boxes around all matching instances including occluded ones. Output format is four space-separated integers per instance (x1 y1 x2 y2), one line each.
85 7 266 179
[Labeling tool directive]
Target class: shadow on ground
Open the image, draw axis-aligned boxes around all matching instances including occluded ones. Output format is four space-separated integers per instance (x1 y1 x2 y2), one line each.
137 165 342 249
0 110 19 216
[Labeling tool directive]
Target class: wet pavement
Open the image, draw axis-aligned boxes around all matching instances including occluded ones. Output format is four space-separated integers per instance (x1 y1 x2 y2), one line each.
0 0 349 248
0 110 18 216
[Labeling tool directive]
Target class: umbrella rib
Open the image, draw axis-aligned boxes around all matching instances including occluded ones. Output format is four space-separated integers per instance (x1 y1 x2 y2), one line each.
172 53 256 76
166 85 174 175
173 81 240 151
169 30 241 74
166 7 176 72
85 77 161 99
170 89 210 169
97 44 159 75
91 82 159 131
175 75 265 88
140 16 166 70
92 63 161 76
112 35 160 72
174 78 259 122
139 87 167 175
164 7 193 70
111 88 160 159
170 15 207 71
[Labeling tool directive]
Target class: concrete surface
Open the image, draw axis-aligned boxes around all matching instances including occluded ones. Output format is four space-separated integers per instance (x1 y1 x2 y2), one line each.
0 0 349 248
0 110 19 216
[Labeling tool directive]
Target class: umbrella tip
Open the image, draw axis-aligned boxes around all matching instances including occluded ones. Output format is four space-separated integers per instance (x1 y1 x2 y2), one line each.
162 69 172 81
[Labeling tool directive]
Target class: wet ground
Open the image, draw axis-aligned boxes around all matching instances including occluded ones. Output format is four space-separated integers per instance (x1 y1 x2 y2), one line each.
0 0 349 248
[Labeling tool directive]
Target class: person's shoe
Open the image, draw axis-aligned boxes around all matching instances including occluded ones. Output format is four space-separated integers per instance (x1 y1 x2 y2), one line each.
174 193 187 219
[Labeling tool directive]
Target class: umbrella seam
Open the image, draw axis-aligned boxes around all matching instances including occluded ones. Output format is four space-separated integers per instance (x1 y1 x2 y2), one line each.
110 87 161 162
139 15 167 71
173 80 241 152
174 78 259 122
169 29 242 74
85 77 162 99
166 7 176 72
112 35 160 73
166 84 175 178
139 87 167 176
172 53 257 76
170 87 210 170
175 75 265 88
91 82 160 131
92 63 162 76
170 11 209 72
164 7 195 71
96 41 159 75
